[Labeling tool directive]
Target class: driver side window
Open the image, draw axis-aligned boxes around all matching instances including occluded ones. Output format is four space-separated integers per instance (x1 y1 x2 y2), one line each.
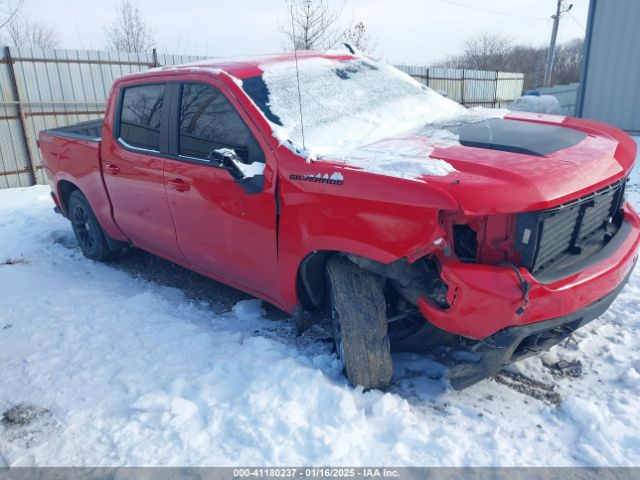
178 83 263 164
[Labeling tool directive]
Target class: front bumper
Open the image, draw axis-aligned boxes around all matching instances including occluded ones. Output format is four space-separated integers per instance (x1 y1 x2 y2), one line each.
445 267 633 389
419 205 640 340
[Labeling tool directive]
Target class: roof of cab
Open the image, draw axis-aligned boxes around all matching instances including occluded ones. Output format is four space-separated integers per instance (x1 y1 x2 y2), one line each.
150 51 357 80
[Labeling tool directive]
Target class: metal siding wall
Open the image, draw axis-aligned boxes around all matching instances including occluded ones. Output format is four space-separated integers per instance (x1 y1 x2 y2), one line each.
581 0 640 132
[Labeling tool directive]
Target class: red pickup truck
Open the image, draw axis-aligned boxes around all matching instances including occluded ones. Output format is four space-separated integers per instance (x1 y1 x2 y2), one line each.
39 52 639 390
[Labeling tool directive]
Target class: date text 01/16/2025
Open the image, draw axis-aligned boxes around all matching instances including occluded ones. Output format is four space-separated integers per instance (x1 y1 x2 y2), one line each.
232 468 400 478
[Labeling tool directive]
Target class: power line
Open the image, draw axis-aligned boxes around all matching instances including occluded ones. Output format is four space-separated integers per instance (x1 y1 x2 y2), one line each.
435 0 548 21
568 12 585 31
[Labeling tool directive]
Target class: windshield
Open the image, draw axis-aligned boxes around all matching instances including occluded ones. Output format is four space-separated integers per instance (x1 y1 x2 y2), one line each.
242 57 465 157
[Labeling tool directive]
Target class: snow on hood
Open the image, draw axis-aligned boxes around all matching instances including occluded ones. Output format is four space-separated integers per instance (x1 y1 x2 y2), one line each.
247 56 507 181
331 130 459 180
329 108 508 181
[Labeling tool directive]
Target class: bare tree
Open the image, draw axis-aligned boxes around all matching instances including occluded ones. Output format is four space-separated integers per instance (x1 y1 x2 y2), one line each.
104 0 156 53
5 15 58 48
505 45 546 89
0 0 22 30
459 33 513 71
433 32 583 90
437 34 508 69
281 0 347 51
343 21 377 55
551 38 583 85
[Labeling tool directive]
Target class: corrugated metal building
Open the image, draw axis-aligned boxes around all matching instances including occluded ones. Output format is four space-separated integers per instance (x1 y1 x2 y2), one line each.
577 0 640 134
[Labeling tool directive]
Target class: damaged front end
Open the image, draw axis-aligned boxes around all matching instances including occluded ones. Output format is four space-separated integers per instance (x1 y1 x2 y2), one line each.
411 180 637 388
295 177 638 390
425 268 632 389
375 180 636 389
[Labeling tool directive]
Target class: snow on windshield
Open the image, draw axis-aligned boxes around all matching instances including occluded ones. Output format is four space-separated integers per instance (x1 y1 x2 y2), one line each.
243 57 466 158
242 56 507 181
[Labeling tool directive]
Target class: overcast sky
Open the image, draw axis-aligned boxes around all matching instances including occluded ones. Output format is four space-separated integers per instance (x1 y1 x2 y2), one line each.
20 0 590 65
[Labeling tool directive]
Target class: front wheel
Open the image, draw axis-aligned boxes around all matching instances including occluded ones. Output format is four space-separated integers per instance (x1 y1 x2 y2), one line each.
326 256 393 389
68 190 122 262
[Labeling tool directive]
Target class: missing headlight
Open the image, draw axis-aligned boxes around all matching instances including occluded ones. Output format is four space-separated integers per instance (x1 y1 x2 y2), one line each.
453 224 478 262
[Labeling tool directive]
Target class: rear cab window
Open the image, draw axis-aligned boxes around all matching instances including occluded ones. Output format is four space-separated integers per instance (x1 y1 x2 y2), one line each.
118 84 165 151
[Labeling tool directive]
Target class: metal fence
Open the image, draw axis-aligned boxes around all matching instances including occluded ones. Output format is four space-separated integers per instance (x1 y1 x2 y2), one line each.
0 46 207 189
395 65 524 108
0 47 525 189
537 82 580 116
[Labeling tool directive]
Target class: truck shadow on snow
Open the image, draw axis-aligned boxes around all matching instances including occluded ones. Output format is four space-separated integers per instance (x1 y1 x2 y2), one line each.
109 248 257 313
52 231 570 408
51 229 285 318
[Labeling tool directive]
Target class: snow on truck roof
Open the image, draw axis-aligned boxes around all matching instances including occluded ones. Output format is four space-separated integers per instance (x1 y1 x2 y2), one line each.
155 51 358 79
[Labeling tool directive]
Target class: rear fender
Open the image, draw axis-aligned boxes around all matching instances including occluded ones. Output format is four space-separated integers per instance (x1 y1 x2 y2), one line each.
55 173 127 243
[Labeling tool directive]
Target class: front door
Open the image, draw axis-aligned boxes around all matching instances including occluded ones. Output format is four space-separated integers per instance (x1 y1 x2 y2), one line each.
102 82 184 262
163 81 279 300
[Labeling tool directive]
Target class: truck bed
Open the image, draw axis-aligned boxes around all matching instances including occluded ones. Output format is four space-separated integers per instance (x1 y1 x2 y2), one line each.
39 116 126 244
42 119 104 142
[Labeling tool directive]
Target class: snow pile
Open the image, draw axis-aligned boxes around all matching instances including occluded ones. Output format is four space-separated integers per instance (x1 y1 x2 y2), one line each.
233 299 264 321
0 139 638 466
509 95 562 115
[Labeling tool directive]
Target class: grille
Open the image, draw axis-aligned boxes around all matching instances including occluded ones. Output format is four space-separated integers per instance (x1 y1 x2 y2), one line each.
516 179 627 277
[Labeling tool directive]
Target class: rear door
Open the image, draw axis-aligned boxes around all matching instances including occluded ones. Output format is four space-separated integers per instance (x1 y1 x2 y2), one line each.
102 82 185 262
163 81 279 300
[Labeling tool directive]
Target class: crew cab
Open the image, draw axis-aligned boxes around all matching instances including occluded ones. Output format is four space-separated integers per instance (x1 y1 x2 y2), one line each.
39 51 640 389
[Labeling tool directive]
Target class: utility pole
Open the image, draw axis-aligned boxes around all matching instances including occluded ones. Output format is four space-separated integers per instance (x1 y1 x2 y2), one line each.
544 0 573 87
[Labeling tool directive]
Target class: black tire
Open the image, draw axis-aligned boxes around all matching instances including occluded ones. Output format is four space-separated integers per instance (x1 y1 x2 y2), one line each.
326 256 393 389
68 190 122 262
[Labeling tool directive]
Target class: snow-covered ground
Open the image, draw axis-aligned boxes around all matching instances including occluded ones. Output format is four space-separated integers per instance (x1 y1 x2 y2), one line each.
0 140 639 467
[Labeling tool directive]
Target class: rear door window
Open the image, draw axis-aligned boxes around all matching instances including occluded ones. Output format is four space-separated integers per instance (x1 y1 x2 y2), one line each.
178 83 263 164
119 84 165 151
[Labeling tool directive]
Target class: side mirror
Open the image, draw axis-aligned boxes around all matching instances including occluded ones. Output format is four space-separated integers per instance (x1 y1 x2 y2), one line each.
209 148 265 195
209 148 244 179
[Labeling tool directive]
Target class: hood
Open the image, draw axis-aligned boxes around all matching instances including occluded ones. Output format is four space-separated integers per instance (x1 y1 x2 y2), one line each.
325 113 635 214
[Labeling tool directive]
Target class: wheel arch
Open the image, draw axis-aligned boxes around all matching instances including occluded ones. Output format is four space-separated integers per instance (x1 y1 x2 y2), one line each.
57 179 80 215
296 250 334 311
295 245 447 315
55 178 129 248
296 248 416 312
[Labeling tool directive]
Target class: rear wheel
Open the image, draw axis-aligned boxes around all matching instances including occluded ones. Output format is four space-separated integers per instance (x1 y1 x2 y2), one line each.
68 190 122 261
326 256 393 389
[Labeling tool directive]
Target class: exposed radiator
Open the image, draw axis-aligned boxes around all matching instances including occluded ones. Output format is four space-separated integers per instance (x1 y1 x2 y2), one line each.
516 178 627 278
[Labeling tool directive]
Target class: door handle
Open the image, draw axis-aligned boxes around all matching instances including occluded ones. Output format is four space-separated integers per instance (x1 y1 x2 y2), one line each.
168 178 190 192
104 163 121 175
